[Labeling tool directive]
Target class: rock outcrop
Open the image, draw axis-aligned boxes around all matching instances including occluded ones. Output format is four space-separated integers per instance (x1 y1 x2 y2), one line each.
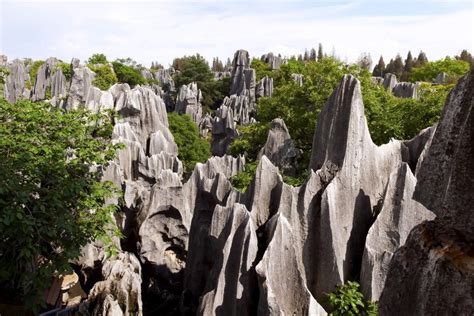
261 53 284 70
175 82 203 123
379 68 474 315
3 59 30 103
291 73 304 86
256 76 273 99
383 73 398 92
258 118 300 175
392 82 418 98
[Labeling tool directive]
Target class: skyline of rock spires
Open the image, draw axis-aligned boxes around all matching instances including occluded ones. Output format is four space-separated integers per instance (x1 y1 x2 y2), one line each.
0 49 472 315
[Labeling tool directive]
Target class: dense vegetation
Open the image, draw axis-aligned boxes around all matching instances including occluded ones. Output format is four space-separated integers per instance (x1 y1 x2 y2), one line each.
167 112 211 174
230 54 457 187
172 54 230 110
112 60 147 88
0 99 121 310
327 281 378 316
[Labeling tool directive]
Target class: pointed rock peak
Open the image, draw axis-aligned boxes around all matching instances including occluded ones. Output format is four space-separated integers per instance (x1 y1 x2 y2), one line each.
310 74 373 172
232 49 250 68
414 68 474 223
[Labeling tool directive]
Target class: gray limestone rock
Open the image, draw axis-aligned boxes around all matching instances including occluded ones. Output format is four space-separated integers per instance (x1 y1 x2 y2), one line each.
308 74 404 303
359 163 434 301
175 82 203 123
211 105 237 156
256 213 327 316
434 72 449 84
86 252 143 316
66 64 95 110
199 113 213 137
379 68 474 315
32 57 59 101
393 82 418 98
371 76 384 85
198 203 258 316
258 118 300 175
4 59 30 103
291 73 304 86
256 76 273 99
383 73 398 92
230 49 256 106
260 53 284 70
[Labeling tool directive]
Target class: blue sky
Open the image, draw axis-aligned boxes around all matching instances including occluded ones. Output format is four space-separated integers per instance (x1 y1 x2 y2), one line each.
1 0 472 67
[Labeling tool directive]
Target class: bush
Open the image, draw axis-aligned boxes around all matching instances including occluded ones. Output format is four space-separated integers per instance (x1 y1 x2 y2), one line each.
0 99 121 310
327 281 378 316
88 64 118 90
87 53 108 65
112 60 147 88
167 112 211 174
54 61 73 81
230 161 257 192
410 57 470 82
29 60 45 86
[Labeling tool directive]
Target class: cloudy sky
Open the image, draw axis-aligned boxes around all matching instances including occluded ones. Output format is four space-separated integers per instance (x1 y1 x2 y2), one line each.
0 0 472 67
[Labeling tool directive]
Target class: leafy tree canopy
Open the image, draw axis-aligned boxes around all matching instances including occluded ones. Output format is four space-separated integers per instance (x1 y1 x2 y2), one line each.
87 53 108 65
0 98 121 310
112 59 147 88
88 64 118 90
410 57 470 82
167 112 211 174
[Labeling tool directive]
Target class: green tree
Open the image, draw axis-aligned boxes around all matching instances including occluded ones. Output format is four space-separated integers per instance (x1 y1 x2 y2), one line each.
414 51 428 68
456 49 473 65
0 98 121 310
173 54 227 109
87 53 108 65
410 57 470 82
372 56 385 77
250 58 273 81
88 64 118 90
167 112 211 174
391 54 404 79
402 51 414 81
327 281 378 316
112 60 147 88
318 43 324 61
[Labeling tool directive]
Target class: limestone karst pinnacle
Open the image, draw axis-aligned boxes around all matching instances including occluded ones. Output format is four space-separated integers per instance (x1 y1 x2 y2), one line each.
1 50 472 315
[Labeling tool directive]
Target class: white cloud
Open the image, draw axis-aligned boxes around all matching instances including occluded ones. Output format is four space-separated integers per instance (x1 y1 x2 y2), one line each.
1 1 472 66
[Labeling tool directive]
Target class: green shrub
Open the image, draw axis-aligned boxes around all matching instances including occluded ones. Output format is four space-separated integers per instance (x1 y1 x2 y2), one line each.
167 112 211 174
29 60 45 86
230 161 258 192
87 53 108 65
112 61 147 88
0 99 121 311
327 281 378 316
250 58 273 81
88 64 118 90
410 57 470 82
54 61 73 81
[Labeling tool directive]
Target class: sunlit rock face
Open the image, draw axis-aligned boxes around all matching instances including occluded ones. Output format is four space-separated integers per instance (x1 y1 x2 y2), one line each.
379 68 474 316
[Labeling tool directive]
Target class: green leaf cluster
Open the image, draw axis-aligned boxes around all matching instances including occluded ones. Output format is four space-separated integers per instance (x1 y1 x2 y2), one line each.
327 281 378 316
173 54 230 110
54 61 73 81
230 161 258 192
87 53 108 65
88 63 118 90
0 98 121 310
410 57 470 82
112 60 147 88
167 112 211 174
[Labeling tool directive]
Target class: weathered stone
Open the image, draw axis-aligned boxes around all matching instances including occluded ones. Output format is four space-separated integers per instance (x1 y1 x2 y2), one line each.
291 73 304 86
198 204 258 316
258 118 300 175
256 76 273 99
86 252 143 316
175 82 203 123
379 68 474 315
261 53 284 70
393 82 418 98
360 163 434 300
383 73 398 92
32 57 59 101
307 74 403 304
434 72 449 84
211 105 237 156
4 59 30 103
66 64 95 110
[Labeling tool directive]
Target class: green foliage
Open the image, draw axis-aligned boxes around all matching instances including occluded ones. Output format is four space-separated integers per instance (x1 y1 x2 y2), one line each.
410 57 470 82
54 62 73 81
250 58 273 81
230 161 257 192
112 60 147 88
0 66 10 85
0 99 121 310
167 112 211 174
29 60 45 87
228 123 268 160
282 169 308 187
87 53 108 65
173 54 229 109
88 64 118 90
327 281 378 316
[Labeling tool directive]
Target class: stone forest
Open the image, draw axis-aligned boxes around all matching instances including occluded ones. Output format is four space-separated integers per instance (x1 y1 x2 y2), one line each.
0 46 473 316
